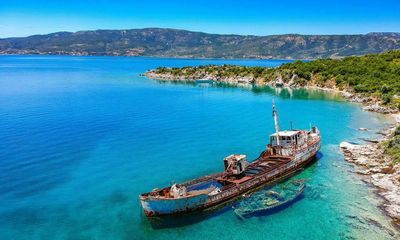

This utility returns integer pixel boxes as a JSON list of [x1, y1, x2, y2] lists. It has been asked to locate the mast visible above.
[[272, 100, 280, 145]]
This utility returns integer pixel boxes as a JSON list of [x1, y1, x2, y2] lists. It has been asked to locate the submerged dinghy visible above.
[[233, 179, 306, 218]]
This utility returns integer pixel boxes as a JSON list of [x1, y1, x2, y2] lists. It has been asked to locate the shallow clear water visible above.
[[0, 55, 398, 239]]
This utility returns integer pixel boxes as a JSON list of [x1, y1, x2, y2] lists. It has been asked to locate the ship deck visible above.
[[214, 154, 293, 190], [141, 152, 296, 199]]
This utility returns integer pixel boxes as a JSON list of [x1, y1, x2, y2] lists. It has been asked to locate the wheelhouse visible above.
[[269, 130, 308, 156]]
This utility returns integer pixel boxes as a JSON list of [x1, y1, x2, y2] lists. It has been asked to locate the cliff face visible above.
[[1, 28, 400, 59]]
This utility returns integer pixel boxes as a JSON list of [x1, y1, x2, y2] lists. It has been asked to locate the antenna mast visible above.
[[272, 100, 280, 145]]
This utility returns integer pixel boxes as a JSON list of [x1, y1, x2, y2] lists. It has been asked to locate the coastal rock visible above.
[[342, 92, 354, 99], [340, 129, 400, 226], [340, 91, 398, 114], [393, 113, 400, 123], [340, 141, 358, 150], [340, 92, 395, 114], [287, 74, 298, 87], [339, 142, 380, 166], [371, 171, 400, 222], [274, 74, 284, 87], [362, 102, 398, 114]]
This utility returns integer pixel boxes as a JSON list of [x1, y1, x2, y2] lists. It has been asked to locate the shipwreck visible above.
[[139, 102, 321, 217]]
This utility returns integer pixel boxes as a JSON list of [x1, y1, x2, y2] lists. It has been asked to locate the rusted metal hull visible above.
[[140, 140, 320, 217]]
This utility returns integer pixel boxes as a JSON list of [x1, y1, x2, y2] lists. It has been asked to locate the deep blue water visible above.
[[0, 55, 398, 239]]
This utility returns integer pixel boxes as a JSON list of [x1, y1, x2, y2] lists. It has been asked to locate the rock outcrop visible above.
[[340, 125, 400, 226], [144, 70, 257, 85]]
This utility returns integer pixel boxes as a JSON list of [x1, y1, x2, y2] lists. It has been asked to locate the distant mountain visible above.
[[1, 28, 399, 59]]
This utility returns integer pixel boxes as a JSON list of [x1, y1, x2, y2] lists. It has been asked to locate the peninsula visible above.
[[145, 50, 400, 114]]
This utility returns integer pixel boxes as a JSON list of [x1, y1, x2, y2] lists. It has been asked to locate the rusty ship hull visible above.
[[140, 139, 320, 217]]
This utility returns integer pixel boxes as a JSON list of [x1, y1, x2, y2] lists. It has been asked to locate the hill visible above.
[[1, 28, 400, 59]]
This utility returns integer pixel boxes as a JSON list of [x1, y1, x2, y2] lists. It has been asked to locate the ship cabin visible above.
[[223, 154, 249, 176], [269, 130, 306, 156]]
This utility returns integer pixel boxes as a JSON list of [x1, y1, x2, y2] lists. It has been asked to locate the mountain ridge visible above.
[[1, 28, 399, 59]]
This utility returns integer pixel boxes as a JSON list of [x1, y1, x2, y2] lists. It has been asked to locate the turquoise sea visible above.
[[0, 55, 398, 240]]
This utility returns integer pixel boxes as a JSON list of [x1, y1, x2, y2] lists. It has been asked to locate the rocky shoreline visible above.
[[144, 70, 399, 114], [340, 116, 400, 228]]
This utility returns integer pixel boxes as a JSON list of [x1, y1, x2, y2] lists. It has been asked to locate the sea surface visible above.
[[0, 55, 398, 240]]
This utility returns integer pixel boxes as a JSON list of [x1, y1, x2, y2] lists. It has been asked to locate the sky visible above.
[[0, 0, 400, 38]]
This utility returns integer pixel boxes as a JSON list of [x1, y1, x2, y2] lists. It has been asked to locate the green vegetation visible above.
[[153, 50, 400, 108], [155, 65, 270, 79], [383, 126, 400, 165], [277, 50, 400, 106]]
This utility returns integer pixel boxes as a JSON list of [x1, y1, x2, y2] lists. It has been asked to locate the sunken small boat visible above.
[[139, 102, 321, 217], [233, 179, 306, 218]]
